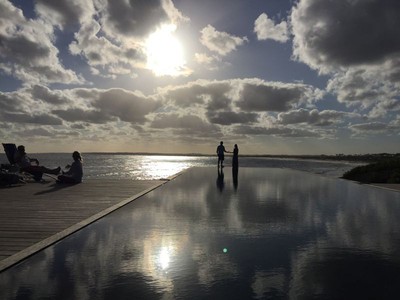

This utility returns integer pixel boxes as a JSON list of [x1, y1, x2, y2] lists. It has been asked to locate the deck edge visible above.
[[0, 180, 168, 272]]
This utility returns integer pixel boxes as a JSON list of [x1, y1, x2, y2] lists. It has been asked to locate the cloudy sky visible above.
[[0, 0, 399, 154]]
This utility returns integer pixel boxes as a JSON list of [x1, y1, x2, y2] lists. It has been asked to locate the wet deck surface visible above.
[[0, 179, 166, 271], [1, 167, 400, 300]]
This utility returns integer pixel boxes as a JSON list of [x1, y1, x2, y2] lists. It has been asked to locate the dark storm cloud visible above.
[[292, 0, 400, 118], [0, 35, 50, 63], [17, 127, 55, 137], [0, 92, 23, 113], [52, 108, 115, 124], [102, 0, 186, 38], [162, 79, 320, 115], [30, 85, 70, 104], [162, 81, 232, 108], [0, 112, 62, 125], [234, 125, 321, 138], [292, 0, 400, 71], [151, 113, 220, 133], [150, 113, 222, 139], [94, 89, 160, 123], [206, 111, 259, 125], [350, 122, 390, 133], [277, 109, 350, 126], [237, 82, 314, 112]]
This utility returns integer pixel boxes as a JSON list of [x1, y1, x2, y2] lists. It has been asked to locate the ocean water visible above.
[[1, 153, 362, 180]]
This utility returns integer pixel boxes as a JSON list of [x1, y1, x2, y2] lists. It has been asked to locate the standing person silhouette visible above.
[[232, 144, 239, 190], [232, 144, 239, 169], [216, 141, 228, 168]]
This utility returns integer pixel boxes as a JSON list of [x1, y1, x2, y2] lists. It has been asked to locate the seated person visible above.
[[57, 151, 83, 184], [14, 145, 61, 180]]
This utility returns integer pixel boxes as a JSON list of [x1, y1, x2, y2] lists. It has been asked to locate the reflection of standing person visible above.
[[232, 167, 238, 190], [216, 168, 224, 192], [216, 141, 227, 168], [232, 144, 239, 190]]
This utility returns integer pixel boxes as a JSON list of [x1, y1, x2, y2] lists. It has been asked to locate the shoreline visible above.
[[368, 183, 400, 192], [2, 152, 396, 163]]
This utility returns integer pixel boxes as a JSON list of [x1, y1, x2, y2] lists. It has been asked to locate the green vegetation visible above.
[[342, 158, 400, 183]]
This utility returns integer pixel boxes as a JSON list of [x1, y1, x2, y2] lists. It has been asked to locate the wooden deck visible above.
[[0, 178, 168, 272]]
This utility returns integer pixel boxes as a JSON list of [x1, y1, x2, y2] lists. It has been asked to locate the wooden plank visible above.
[[0, 178, 168, 271]]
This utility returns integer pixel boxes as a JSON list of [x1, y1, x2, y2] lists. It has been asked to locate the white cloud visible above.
[[69, 20, 145, 78], [66, 0, 189, 78], [200, 25, 248, 56], [34, 0, 95, 29], [326, 65, 400, 117], [254, 13, 289, 43], [0, 77, 393, 147], [194, 53, 221, 70], [0, 0, 82, 85], [291, 0, 400, 117]]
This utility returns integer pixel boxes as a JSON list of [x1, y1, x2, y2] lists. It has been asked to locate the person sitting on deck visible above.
[[57, 151, 83, 184], [14, 145, 61, 179]]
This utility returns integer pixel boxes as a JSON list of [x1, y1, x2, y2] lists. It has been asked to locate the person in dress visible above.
[[57, 151, 83, 184], [232, 144, 239, 190], [232, 144, 239, 169]]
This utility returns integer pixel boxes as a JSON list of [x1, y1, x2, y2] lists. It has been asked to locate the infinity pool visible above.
[[1, 167, 400, 299]]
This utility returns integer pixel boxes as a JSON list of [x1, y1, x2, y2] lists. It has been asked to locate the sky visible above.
[[0, 0, 399, 155]]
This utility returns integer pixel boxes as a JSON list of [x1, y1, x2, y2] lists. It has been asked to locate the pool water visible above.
[[1, 167, 400, 299]]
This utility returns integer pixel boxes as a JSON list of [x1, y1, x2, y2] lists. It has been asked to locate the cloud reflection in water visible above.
[[1, 167, 400, 299]]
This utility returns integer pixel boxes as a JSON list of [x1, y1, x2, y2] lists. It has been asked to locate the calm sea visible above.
[[0, 153, 362, 180]]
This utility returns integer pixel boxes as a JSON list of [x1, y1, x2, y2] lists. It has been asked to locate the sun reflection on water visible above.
[[137, 156, 195, 180], [158, 247, 172, 270]]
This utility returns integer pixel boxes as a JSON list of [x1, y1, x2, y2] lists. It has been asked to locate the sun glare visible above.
[[145, 24, 186, 77]]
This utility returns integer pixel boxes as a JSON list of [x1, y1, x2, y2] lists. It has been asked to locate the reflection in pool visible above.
[[1, 167, 400, 299]]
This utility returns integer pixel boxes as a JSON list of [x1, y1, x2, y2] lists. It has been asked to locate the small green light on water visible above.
[[223, 248, 228, 253]]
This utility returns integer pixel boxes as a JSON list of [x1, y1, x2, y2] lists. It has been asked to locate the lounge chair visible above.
[[2, 143, 43, 182]]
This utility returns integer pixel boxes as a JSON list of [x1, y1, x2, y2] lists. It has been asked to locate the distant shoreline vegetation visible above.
[[342, 158, 400, 184]]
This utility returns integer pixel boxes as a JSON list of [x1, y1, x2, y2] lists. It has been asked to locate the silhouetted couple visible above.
[[216, 141, 239, 169]]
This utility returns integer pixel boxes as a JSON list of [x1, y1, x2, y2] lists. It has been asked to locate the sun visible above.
[[145, 24, 186, 76]]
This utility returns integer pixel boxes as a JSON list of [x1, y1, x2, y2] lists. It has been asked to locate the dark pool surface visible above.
[[1, 167, 400, 300]]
